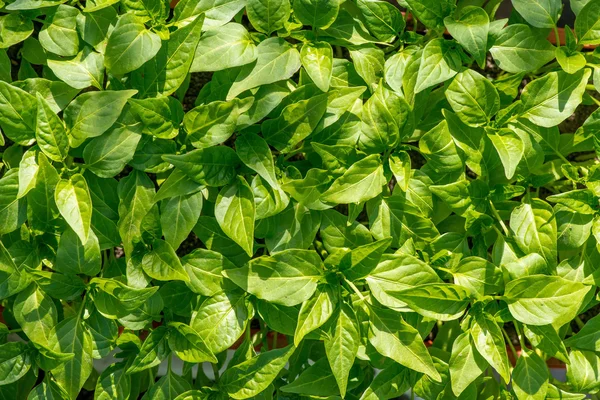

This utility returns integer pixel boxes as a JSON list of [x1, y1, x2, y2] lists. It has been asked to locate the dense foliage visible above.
[[3, 0, 600, 398]]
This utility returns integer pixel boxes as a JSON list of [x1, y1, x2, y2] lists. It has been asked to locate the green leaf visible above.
[[293, 0, 339, 28], [262, 92, 329, 153], [94, 363, 131, 400], [556, 47, 587, 74], [220, 345, 296, 399], [489, 24, 555, 73], [168, 322, 217, 364], [236, 133, 278, 188], [47, 48, 104, 90], [0, 14, 33, 48], [227, 37, 301, 100], [35, 93, 69, 162], [575, 0, 600, 45], [520, 69, 590, 128], [280, 357, 339, 396], [512, 350, 549, 400], [225, 249, 322, 306], [324, 302, 359, 397], [470, 312, 510, 383], [0, 342, 32, 385], [104, 12, 161, 76], [83, 126, 141, 178], [415, 38, 462, 93], [55, 174, 93, 244], [356, 0, 405, 42], [405, 0, 453, 28], [566, 350, 600, 393], [0, 80, 37, 144], [247, 0, 290, 34], [117, 170, 155, 255], [504, 275, 591, 326], [64, 89, 137, 147], [14, 284, 58, 346], [449, 331, 488, 396], [301, 41, 333, 93], [215, 176, 255, 257], [359, 363, 410, 400], [512, 0, 560, 28], [487, 128, 524, 180], [445, 69, 500, 127], [131, 15, 204, 97], [321, 154, 386, 204], [127, 326, 170, 374], [564, 314, 600, 351], [368, 306, 441, 381], [509, 199, 557, 268], [163, 146, 239, 187], [174, 0, 245, 28], [39, 5, 80, 57], [190, 290, 249, 354], [444, 6, 489, 67], [160, 191, 203, 250], [191, 23, 258, 72], [388, 283, 471, 321], [48, 317, 94, 400], [294, 284, 337, 345], [142, 239, 190, 282]]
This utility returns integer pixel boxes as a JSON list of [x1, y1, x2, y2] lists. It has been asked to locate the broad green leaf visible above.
[[64, 89, 137, 147], [160, 191, 203, 250], [236, 133, 278, 188], [300, 41, 333, 92], [280, 357, 339, 396], [445, 69, 500, 127], [224, 249, 322, 306], [126, 326, 170, 374], [227, 38, 301, 100], [415, 38, 462, 93], [405, 0, 453, 28], [487, 129, 524, 180], [525, 324, 569, 363], [190, 290, 249, 354], [14, 284, 57, 346], [131, 15, 204, 97], [489, 24, 555, 73], [117, 170, 155, 255], [566, 350, 600, 393], [39, 5, 80, 57], [504, 275, 591, 326], [182, 248, 234, 296], [389, 283, 470, 321], [0, 80, 36, 144], [55, 227, 102, 276], [509, 199, 557, 268], [556, 47, 587, 74], [55, 174, 93, 243], [470, 312, 510, 383], [215, 176, 255, 257], [321, 154, 386, 204], [0, 14, 34, 48], [356, 0, 404, 42], [520, 69, 590, 128], [512, 0, 560, 28], [191, 23, 257, 72], [83, 126, 141, 178], [143, 371, 191, 400], [444, 6, 489, 67], [77, 6, 116, 51], [220, 345, 296, 399], [48, 317, 94, 400], [575, 0, 600, 45], [293, 0, 339, 28], [167, 322, 217, 363], [262, 92, 329, 153], [174, 0, 246, 28], [294, 284, 337, 345], [512, 350, 549, 400], [324, 303, 359, 397], [247, 0, 290, 34], [104, 12, 161, 75], [184, 97, 252, 148], [359, 363, 410, 400], [0, 342, 32, 386], [449, 331, 487, 396], [35, 93, 69, 162], [564, 314, 600, 351], [94, 363, 131, 400], [142, 239, 190, 282], [368, 306, 441, 381], [163, 146, 239, 187]]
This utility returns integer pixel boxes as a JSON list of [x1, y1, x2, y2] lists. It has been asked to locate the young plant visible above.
[[0, 0, 599, 398]]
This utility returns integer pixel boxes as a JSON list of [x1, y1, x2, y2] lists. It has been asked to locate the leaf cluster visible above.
[[1, 0, 600, 399]]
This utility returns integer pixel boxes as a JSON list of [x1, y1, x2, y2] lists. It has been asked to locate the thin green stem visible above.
[[344, 278, 366, 302], [553, 25, 561, 47], [489, 201, 509, 236], [211, 362, 220, 382], [514, 321, 526, 349], [501, 326, 518, 366], [167, 354, 173, 374], [575, 316, 585, 330]]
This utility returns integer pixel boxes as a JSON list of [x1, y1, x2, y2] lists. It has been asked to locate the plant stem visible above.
[[489, 201, 509, 235], [501, 326, 518, 365], [344, 278, 366, 302], [211, 362, 220, 382], [514, 321, 526, 349]]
